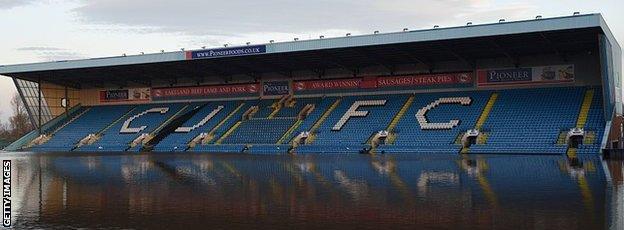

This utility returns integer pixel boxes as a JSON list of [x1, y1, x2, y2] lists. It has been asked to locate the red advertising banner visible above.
[[377, 73, 472, 87], [152, 83, 259, 100], [293, 78, 362, 91], [361, 77, 378, 88], [293, 72, 472, 92]]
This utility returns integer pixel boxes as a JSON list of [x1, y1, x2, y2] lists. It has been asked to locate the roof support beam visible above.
[[205, 61, 258, 82], [312, 68, 326, 78], [131, 68, 154, 87], [489, 38, 519, 66], [202, 62, 234, 83], [168, 77, 178, 86], [41, 75, 82, 89], [119, 67, 153, 87], [128, 79, 152, 87], [539, 32, 567, 62], [437, 42, 475, 69], [185, 69, 205, 85], [392, 47, 432, 70], [91, 81, 104, 88], [351, 49, 395, 74], [187, 64, 207, 85], [222, 60, 261, 78], [212, 60, 260, 79], [105, 73, 128, 88], [320, 51, 359, 75], [283, 56, 325, 74], [253, 59, 294, 78], [110, 81, 128, 88]]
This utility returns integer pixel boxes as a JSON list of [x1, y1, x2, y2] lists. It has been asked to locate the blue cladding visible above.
[[191, 144, 246, 153], [296, 144, 369, 154], [247, 144, 291, 154]]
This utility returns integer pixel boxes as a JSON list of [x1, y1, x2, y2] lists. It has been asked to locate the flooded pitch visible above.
[[2, 152, 623, 229]]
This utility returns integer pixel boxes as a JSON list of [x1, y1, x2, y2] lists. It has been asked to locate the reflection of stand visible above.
[[369, 156, 413, 205], [458, 156, 498, 209], [557, 155, 596, 223]]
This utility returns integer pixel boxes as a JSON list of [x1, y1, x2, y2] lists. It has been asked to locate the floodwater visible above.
[[2, 151, 623, 229]]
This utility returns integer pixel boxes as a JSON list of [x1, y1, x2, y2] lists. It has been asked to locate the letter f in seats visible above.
[[332, 100, 387, 131]]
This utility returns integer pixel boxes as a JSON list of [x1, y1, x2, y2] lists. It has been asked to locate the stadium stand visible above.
[[25, 86, 606, 155], [3, 14, 619, 157]]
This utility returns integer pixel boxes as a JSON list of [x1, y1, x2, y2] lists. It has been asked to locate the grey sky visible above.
[[74, 0, 534, 35], [0, 0, 622, 122], [0, 0, 35, 9]]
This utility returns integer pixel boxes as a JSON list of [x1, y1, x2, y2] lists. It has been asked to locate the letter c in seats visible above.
[[120, 107, 169, 133], [416, 97, 471, 130]]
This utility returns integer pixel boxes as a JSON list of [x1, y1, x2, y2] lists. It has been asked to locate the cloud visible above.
[[16, 46, 64, 51], [16, 46, 85, 61], [0, 0, 35, 9], [37, 51, 85, 61], [73, 0, 535, 36]]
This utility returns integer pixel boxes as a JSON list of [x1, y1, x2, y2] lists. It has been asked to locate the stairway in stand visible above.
[[461, 92, 498, 154], [566, 89, 594, 158]]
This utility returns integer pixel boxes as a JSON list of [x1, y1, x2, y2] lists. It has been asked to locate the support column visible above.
[[64, 85, 69, 114], [38, 78, 42, 133]]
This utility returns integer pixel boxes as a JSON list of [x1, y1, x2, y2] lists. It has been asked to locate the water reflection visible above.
[[4, 152, 623, 229]]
